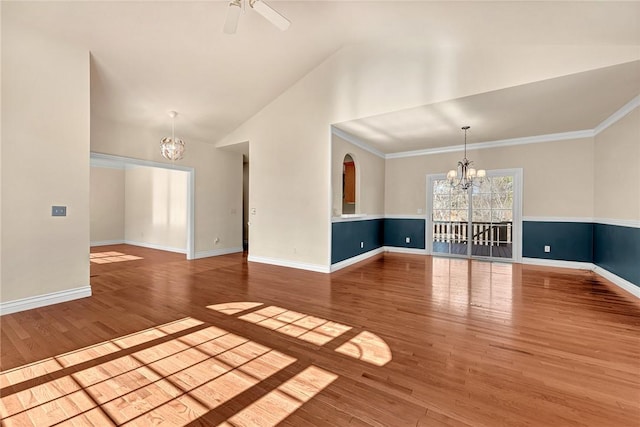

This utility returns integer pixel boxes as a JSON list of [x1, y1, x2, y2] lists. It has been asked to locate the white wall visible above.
[[218, 44, 635, 268], [90, 166, 125, 244], [0, 2, 3, 291], [1, 14, 90, 302], [91, 118, 242, 256], [385, 137, 595, 218], [332, 133, 385, 216], [594, 107, 640, 221], [124, 166, 188, 252]]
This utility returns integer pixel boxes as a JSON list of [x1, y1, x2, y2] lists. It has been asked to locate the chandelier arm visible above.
[[449, 126, 482, 191]]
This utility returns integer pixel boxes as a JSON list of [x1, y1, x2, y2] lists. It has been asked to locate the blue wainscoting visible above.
[[383, 218, 426, 249], [522, 221, 593, 262], [331, 218, 425, 264], [333, 218, 638, 288], [331, 219, 384, 264], [594, 223, 640, 286]]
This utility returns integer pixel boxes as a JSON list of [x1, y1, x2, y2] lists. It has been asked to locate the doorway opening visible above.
[[427, 169, 522, 261], [90, 153, 195, 260], [243, 156, 249, 251]]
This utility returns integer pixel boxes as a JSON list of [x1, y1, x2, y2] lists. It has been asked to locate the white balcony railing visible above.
[[433, 221, 512, 246]]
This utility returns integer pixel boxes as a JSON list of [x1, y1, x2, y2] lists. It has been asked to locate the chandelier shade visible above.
[[160, 111, 185, 161], [447, 126, 485, 190]]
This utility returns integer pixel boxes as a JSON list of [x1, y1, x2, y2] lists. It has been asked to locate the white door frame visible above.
[[90, 152, 196, 260], [426, 168, 522, 262]]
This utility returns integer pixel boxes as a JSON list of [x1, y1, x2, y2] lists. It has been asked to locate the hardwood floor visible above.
[[1, 244, 639, 426], [432, 242, 513, 258]]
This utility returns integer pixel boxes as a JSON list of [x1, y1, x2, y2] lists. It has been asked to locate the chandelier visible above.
[[160, 111, 185, 161], [447, 126, 485, 190]]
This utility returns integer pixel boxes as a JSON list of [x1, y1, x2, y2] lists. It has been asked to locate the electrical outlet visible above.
[[417, 208, 423, 214], [52, 206, 66, 216], [360, 241, 364, 249], [214, 237, 220, 244], [405, 237, 411, 243], [544, 245, 551, 253]]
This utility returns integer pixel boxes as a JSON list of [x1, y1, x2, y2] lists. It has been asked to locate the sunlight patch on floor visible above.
[[209, 302, 392, 367], [90, 252, 143, 264], [0, 317, 297, 426], [335, 331, 392, 367], [237, 306, 352, 346], [219, 366, 338, 427]]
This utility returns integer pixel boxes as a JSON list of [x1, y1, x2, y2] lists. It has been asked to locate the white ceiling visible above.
[[334, 61, 640, 154], [4, 1, 640, 151]]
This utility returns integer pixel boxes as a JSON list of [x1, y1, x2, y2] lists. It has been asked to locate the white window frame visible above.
[[425, 168, 522, 262]]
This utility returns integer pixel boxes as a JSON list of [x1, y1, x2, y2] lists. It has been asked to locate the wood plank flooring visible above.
[[432, 242, 513, 258], [1, 244, 639, 426]]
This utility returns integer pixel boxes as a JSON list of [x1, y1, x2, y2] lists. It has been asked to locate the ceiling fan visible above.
[[223, 0, 291, 34]]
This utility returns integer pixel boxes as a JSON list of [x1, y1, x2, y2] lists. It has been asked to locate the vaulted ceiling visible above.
[[4, 1, 639, 152]]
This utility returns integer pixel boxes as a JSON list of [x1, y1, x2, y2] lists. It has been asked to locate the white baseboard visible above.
[[248, 255, 330, 273], [124, 240, 186, 254], [521, 258, 639, 299], [330, 248, 385, 272], [90, 240, 125, 247], [384, 246, 427, 255], [0, 285, 92, 316], [194, 247, 243, 259], [593, 266, 640, 299], [521, 257, 594, 271]]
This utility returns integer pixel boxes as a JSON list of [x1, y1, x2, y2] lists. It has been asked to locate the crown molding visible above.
[[331, 127, 386, 159], [386, 129, 594, 159], [594, 95, 640, 136]]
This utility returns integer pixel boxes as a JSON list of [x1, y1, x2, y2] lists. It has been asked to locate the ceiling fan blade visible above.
[[223, 0, 242, 34], [250, 0, 290, 31]]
